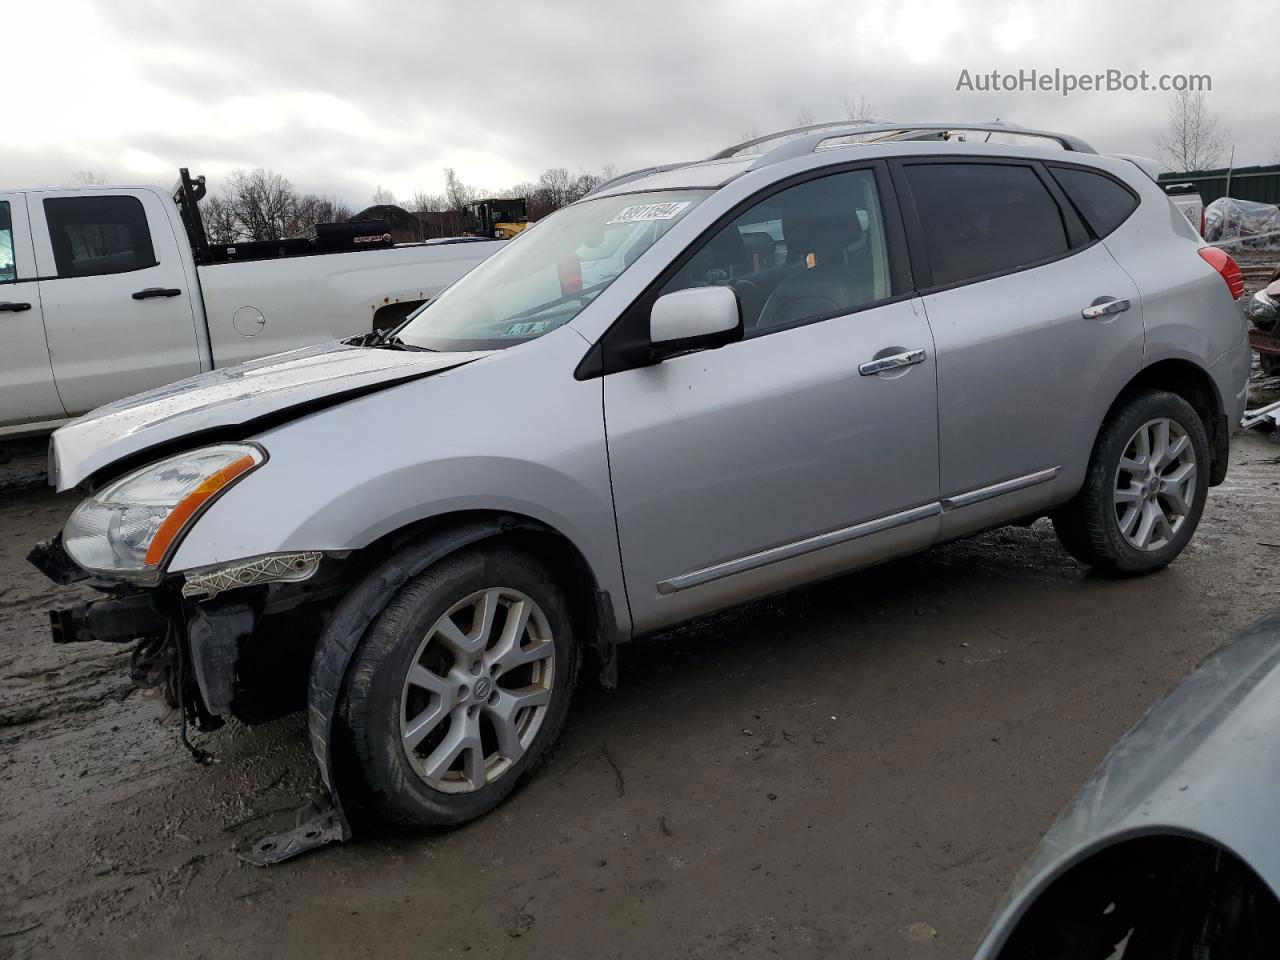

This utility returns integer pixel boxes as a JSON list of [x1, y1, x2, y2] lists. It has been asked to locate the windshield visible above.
[[396, 190, 709, 350]]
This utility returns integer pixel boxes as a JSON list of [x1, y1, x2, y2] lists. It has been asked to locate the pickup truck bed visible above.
[[0, 170, 501, 436]]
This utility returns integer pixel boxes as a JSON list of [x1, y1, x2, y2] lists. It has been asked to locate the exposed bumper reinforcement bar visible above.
[[49, 594, 167, 645]]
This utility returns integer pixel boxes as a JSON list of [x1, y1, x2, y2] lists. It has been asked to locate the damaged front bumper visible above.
[[30, 537, 353, 864]]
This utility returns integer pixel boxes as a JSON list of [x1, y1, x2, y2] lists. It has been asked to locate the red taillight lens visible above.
[[1199, 246, 1244, 300]]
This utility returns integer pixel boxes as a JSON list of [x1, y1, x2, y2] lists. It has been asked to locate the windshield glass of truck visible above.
[[397, 190, 709, 350]]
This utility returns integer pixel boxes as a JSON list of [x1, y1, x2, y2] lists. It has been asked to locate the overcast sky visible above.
[[7, 0, 1276, 205]]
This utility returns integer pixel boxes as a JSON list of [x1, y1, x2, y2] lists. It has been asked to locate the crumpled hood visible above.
[[49, 341, 491, 490]]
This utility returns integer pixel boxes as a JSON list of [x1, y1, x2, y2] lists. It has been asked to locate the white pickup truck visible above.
[[0, 170, 502, 436]]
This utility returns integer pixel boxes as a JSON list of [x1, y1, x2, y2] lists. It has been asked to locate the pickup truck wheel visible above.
[[1052, 389, 1209, 576], [341, 545, 578, 827]]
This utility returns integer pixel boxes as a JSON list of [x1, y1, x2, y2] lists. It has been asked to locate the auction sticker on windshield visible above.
[[607, 201, 691, 224]]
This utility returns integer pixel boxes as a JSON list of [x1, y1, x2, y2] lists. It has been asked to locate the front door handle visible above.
[[1082, 297, 1130, 319], [0, 301, 32, 313], [859, 348, 926, 377], [132, 287, 182, 300]]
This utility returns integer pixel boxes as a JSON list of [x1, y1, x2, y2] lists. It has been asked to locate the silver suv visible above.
[[32, 123, 1250, 861]]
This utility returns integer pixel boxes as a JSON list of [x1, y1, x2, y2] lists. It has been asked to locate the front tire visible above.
[[1053, 389, 1209, 575], [341, 544, 579, 827]]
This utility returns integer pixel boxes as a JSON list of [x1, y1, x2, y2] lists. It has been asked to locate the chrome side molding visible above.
[[940, 466, 1061, 510], [656, 502, 941, 594], [655, 467, 1061, 595]]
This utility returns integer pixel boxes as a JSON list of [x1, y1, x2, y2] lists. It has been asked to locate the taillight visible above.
[[1199, 246, 1244, 300]]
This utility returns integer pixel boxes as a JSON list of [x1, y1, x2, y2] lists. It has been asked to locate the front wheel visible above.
[[1053, 389, 1209, 575], [341, 545, 579, 827]]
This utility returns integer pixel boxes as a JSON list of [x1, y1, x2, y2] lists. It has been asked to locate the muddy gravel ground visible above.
[[0, 424, 1277, 959], [4, 362, 1280, 958]]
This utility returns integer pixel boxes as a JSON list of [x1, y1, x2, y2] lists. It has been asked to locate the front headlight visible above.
[[1249, 289, 1278, 324], [63, 443, 264, 582]]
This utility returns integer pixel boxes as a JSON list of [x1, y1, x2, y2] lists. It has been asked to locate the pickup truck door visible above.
[[28, 189, 202, 415], [0, 192, 65, 426]]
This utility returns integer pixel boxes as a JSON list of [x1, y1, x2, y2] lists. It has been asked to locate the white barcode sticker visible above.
[[606, 201, 691, 225]]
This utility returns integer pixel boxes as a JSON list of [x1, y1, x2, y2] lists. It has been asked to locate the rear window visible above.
[[43, 195, 156, 278], [1050, 166, 1138, 238], [904, 163, 1069, 287]]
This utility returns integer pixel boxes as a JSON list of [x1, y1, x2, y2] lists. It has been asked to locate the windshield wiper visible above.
[[345, 330, 437, 351], [377, 334, 436, 351]]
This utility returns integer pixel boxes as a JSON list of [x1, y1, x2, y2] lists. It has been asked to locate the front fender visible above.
[[167, 332, 628, 638]]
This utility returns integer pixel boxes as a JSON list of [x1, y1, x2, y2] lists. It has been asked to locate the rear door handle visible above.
[[859, 348, 926, 377], [0, 301, 32, 313], [132, 287, 182, 300], [1081, 297, 1130, 319]]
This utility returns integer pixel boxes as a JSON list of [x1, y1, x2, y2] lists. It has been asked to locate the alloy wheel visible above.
[[1113, 417, 1197, 552], [398, 587, 555, 793]]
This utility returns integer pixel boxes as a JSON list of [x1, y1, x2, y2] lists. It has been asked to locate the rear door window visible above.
[[43, 195, 156, 278], [903, 163, 1069, 287], [1049, 166, 1139, 238], [0, 202, 15, 283]]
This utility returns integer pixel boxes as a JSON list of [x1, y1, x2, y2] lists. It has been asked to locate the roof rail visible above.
[[584, 161, 699, 198], [712, 121, 1096, 168]]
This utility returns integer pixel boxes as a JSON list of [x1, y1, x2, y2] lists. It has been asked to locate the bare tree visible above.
[[371, 185, 396, 206], [71, 169, 107, 185], [200, 169, 344, 243], [794, 104, 815, 128], [1156, 90, 1226, 173], [536, 168, 578, 209], [298, 194, 352, 226], [202, 194, 239, 245], [409, 189, 448, 213], [443, 168, 477, 212], [524, 167, 600, 219], [844, 95, 877, 123]]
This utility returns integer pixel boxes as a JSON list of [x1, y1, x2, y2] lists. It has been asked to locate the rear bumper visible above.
[[1212, 337, 1251, 428]]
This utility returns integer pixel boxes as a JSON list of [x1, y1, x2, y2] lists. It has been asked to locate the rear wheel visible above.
[[1053, 389, 1209, 575], [342, 545, 578, 827]]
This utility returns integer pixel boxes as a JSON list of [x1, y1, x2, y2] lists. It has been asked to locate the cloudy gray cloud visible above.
[[6, 0, 1275, 205]]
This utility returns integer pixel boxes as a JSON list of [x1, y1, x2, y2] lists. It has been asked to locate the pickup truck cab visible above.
[[0, 171, 501, 435]]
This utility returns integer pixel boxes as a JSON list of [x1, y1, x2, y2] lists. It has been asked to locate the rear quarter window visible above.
[[1049, 166, 1138, 238]]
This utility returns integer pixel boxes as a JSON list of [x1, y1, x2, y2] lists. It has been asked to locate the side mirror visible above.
[[649, 286, 742, 357]]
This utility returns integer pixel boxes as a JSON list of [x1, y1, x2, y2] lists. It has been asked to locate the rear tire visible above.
[[1052, 389, 1209, 575], [341, 544, 579, 827]]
